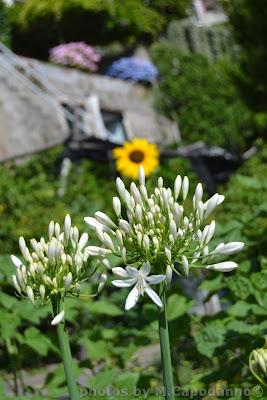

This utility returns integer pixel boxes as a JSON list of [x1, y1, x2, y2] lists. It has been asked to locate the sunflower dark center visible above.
[[129, 150, 145, 163]]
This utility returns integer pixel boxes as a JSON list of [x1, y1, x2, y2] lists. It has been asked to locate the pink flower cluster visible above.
[[49, 42, 101, 72]]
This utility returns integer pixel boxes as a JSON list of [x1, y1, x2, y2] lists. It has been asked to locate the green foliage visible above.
[[2, 143, 267, 396], [151, 40, 258, 151], [149, 0, 189, 21], [222, 0, 267, 113], [10, 0, 165, 59], [0, 0, 10, 46], [0, 146, 196, 254]]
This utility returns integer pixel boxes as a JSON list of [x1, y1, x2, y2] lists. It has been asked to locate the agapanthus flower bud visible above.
[[113, 197, 121, 217], [182, 176, 189, 201], [166, 265, 173, 286], [26, 286, 35, 304], [206, 261, 238, 272], [212, 242, 244, 255], [64, 272, 73, 289], [174, 175, 182, 200], [12, 275, 21, 294], [11, 255, 22, 268], [116, 177, 126, 200], [182, 255, 189, 277], [138, 166, 145, 186], [51, 310, 65, 326], [64, 214, 71, 240], [97, 273, 107, 293], [95, 211, 117, 229], [119, 219, 131, 234], [78, 233, 89, 250]]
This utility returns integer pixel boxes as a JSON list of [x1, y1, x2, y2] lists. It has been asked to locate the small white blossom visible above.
[[112, 263, 165, 310]]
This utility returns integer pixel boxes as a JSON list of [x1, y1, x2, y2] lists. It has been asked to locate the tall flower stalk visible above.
[[11, 215, 102, 400], [85, 167, 244, 398]]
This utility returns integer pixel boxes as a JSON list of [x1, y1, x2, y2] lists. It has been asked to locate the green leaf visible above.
[[226, 320, 259, 335], [251, 271, 267, 290], [200, 275, 224, 292], [0, 309, 20, 340], [167, 294, 193, 321], [101, 328, 117, 340], [227, 276, 254, 300], [88, 369, 118, 389], [194, 321, 226, 358], [114, 371, 139, 392], [85, 301, 123, 317], [20, 327, 57, 356], [235, 175, 267, 189], [83, 338, 111, 360]]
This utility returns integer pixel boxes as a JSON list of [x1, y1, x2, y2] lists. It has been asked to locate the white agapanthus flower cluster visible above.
[[84, 167, 244, 310], [11, 215, 90, 314], [250, 347, 267, 384]]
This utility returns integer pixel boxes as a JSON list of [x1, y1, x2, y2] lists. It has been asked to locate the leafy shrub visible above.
[[222, 0, 267, 113], [0, 0, 10, 46], [151, 40, 258, 152], [189, 145, 267, 389], [0, 146, 198, 398], [167, 18, 235, 61], [1, 145, 267, 395], [49, 42, 101, 71], [10, 0, 164, 59], [0, 146, 195, 255], [105, 57, 158, 83]]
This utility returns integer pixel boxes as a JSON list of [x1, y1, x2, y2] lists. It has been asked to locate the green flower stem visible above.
[[52, 298, 80, 400], [158, 287, 175, 400]]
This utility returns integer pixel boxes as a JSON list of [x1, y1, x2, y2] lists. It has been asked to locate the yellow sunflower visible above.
[[113, 138, 159, 180]]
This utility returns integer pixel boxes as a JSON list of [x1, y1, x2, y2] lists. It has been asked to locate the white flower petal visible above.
[[140, 262, 151, 277], [51, 310, 65, 326], [125, 266, 139, 277], [112, 267, 128, 278], [112, 278, 137, 288], [145, 286, 163, 308], [125, 286, 139, 310], [146, 274, 166, 284]]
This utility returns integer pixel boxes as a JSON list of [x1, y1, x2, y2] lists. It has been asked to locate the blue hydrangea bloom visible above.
[[105, 57, 158, 83]]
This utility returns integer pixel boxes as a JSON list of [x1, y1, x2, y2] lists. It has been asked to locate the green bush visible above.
[[10, 0, 164, 59], [188, 145, 267, 389], [1, 145, 267, 396], [151, 40, 258, 152], [0, 0, 10, 46], [0, 146, 196, 254], [222, 0, 267, 113]]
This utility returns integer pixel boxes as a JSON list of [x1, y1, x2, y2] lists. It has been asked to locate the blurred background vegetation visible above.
[[1, 0, 267, 398]]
